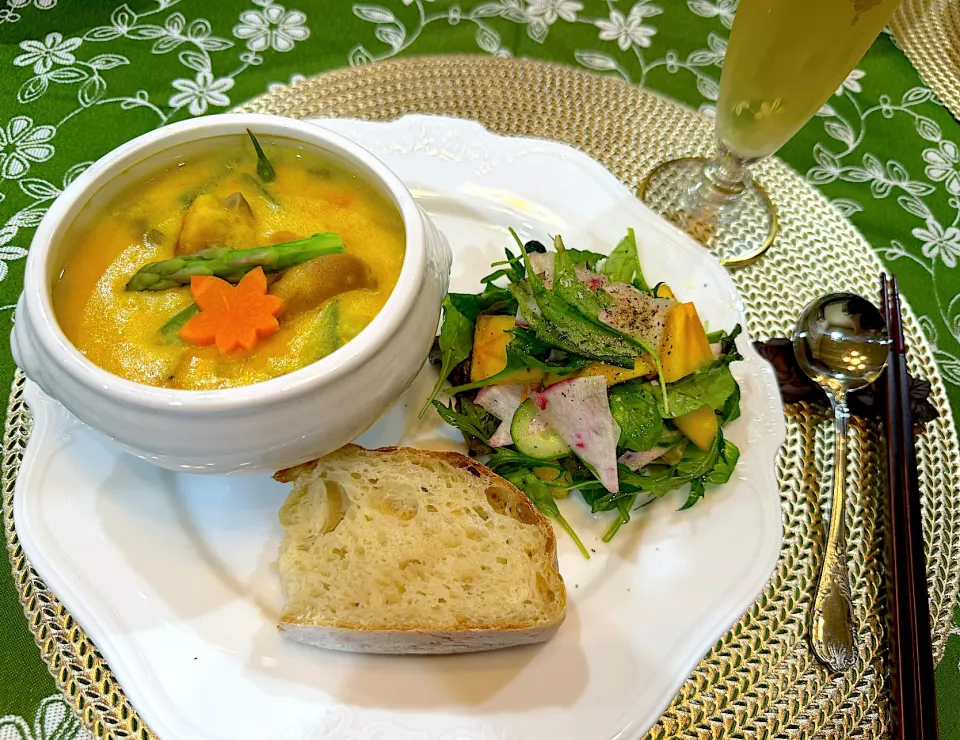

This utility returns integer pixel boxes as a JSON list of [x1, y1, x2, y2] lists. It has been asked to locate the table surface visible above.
[[0, 1, 958, 737]]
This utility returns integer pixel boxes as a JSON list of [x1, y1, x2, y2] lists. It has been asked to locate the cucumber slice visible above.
[[511, 399, 571, 460]]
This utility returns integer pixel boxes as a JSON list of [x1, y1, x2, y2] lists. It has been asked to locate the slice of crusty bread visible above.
[[273, 444, 566, 654]]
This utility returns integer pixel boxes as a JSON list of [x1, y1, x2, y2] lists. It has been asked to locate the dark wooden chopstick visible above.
[[880, 274, 939, 740]]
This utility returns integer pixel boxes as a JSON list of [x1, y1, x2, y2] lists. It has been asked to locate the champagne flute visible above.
[[640, 0, 902, 267]]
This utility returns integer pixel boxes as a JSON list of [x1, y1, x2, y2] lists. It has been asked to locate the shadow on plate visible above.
[[244, 603, 591, 712]]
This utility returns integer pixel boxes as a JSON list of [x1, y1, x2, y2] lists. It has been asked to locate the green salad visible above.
[[422, 228, 743, 556]]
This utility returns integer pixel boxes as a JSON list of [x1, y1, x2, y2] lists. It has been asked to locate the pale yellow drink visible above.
[[716, 0, 901, 159]]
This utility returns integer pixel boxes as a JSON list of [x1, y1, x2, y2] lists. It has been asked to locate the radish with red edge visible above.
[[527, 376, 621, 493]]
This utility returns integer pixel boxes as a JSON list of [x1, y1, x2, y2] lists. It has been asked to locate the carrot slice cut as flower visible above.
[[179, 267, 284, 354]]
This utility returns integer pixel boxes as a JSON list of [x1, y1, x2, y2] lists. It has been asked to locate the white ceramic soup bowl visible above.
[[11, 113, 451, 474]]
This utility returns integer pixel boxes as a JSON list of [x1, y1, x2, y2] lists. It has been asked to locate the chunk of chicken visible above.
[[176, 192, 256, 255], [269, 253, 376, 318]]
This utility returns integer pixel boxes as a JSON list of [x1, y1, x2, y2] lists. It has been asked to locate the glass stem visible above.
[[682, 144, 757, 224], [702, 146, 752, 201]]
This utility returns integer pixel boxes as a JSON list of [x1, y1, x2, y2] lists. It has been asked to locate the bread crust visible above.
[[279, 620, 562, 655], [274, 444, 566, 654]]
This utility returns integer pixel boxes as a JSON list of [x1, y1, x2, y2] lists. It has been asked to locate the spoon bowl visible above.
[[794, 293, 890, 396]]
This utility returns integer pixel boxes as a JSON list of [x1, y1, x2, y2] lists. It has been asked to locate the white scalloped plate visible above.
[[14, 115, 785, 740]]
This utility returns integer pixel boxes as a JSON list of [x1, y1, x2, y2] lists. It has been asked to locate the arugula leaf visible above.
[[609, 382, 662, 451], [445, 352, 529, 394], [446, 289, 514, 320], [650, 361, 738, 418], [719, 324, 744, 362], [419, 296, 476, 416], [615, 465, 685, 498], [677, 432, 723, 510], [559, 455, 596, 494], [510, 230, 638, 368], [445, 285, 519, 321], [506, 327, 592, 374], [246, 129, 276, 183], [705, 329, 726, 344], [552, 235, 612, 319], [511, 277, 636, 370], [480, 246, 527, 285], [567, 248, 606, 269], [431, 398, 498, 443], [602, 228, 641, 285], [479, 284, 518, 316], [675, 433, 722, 479], [506, 470, 590, 558], [658, 423, 685, 446], [706, 439, 740, 484], [512, 277, 636, 367], [680, 478, 707, 511], [721, 383, 741, 425], [486, 448, 565, 473], [602, 493, 638, 543]]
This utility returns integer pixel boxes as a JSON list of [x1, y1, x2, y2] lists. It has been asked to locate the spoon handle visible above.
[[811, 394, 858, 671]]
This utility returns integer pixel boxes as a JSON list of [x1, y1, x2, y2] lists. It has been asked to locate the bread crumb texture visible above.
[[276, 445, 565, 632]]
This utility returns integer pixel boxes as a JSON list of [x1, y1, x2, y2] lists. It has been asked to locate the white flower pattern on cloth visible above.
[[524, 0, 582, 25], [0, 117, 56, 180], [0, 224, 28, 282], [0, 695, 94, 740], [267, 72, 307, 92], [687, 0, 736, 29], [8, 0, 57, 8], [835, 68, 865, 96], [169, 71, 235, 115], [13, 32, 82, 74], [595, 2, 662, 50], [912, 218, 960, 269], [233, 0, 310, 53], [0, 0, 56, 23], [922, 139, 960, 196]]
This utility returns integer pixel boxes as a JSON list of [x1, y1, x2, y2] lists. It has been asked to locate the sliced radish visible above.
[[489, 420, 514, 447], [475, 385, 525, 447], [598, 283, 674, 350], [574, 265, 609, 292], [619, 446, 668, 471], [475, 384, 524, 421], [515, 307, 529, 328], [527, 376, 620, 493], [529, 251, 555, 289]]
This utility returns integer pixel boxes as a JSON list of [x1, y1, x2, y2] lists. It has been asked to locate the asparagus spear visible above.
[[158, 303, 199, 343], [126, 232, 344, 292]]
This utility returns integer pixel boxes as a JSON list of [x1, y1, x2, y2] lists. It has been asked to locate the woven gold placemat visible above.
[[5, 55, 960, 739], [890, 0, 960, 122]]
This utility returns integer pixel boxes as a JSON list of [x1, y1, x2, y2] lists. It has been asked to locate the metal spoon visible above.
[[793, 293, 890, 672]]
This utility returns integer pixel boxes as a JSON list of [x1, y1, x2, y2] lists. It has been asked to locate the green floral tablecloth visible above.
[[0, 1, 959, 738]]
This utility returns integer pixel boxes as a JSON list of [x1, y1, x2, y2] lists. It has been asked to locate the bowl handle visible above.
[[11, 294, 56, 401]]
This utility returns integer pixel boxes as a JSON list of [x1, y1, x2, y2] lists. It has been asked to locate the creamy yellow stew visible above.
[[53, 135, 405, 390]]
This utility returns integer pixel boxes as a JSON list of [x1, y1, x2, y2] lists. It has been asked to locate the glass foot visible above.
[[638, 156, 779, 268]]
